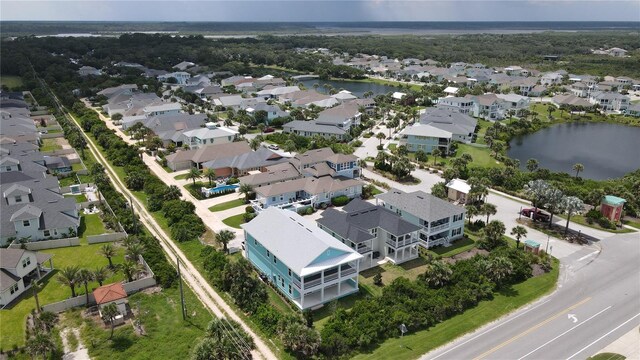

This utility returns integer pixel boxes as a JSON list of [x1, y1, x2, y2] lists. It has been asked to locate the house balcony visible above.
[[356, 245, 372, 254], [385, 236, 419, 249], [428, 223, 450, 233], [250, 196, 316, 212], [294, 280, 358, 310]]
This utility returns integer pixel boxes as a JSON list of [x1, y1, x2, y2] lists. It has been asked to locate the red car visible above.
[[520, 208, 551, 222], [264, 127, 275, 133]]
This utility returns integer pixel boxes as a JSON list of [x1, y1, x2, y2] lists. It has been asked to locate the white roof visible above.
[[444, 86, 459, 94], [392, 92, 407, 100], [256, 86, 300, 97], [496, 93, 529, 103], [242, 208, 362, 276], [400, 123, 453, 138], [446, 178, 471, 194], [144, 102, 181, 113], [183, 126, 237, 139]]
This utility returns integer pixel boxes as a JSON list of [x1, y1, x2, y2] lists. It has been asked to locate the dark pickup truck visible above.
[[520, 208, 551, 222]]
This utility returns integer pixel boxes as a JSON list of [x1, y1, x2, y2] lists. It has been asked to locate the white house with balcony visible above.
[[1, 248, 54, 307], [317, 199, 422, 269], [376, 188, 466, 248], [242, 208, 362, 310], [180, 123, 238, 149]]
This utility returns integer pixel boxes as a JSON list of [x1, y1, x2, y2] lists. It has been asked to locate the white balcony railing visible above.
[[429, 223, 450, 233]]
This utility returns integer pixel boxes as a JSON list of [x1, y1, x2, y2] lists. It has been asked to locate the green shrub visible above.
[[245, 206, 255, 213], [331, 195, 351, 207], [226, 177, 239, 185], [305, 207, 314, 215]]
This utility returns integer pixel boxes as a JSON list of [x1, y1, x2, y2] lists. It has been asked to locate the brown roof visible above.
[[93, 282, 127, 305]]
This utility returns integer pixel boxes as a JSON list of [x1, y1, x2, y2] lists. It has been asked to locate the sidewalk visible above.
[[594, 326, 640, 360]]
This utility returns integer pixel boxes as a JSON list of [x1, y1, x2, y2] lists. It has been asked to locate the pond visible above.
[[507, 122, 640, 180], [298, 78, 402, 98]]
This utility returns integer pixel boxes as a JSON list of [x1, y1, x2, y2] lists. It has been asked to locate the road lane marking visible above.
[[427, 298, 553, 360], [578, 250, 599, 262], [566, 312, 640, 360], [568, 314, 578, 323], [472, 297, 591, 360], [517, 306, 612, 360]]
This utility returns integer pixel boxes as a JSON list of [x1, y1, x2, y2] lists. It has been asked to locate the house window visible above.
[[43, 230, 51, 237], [280, 278, 284, 287], [22, 220, 30, 227], [288, 268, 291, 276], [288, 284, 292, 294], [15, 195, 22, 203], [254, 238, 257, 245], [10, 284, 19, 294], [266, 250, 270, 257], [273, 256, 277, 264]]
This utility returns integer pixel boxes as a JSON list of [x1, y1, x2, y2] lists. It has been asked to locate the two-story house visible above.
[[589, 92, 630, 112], [1, 248, 53, 307], [317, 199, 421, 269], [242, 208, 362, 310], [181, 123, 238, 150], [376, 189, 466, 248]]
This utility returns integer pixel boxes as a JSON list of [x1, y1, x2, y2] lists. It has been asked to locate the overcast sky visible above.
[[2, 1, 639, 22]]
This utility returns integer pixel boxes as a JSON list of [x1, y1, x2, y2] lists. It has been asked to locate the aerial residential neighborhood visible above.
[[1, 3, 639, 360]]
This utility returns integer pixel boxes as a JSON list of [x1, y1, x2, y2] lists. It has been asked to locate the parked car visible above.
[[268, 144, 279, 150], [264, 127, 275, 133], [520, 208, 551, 222]]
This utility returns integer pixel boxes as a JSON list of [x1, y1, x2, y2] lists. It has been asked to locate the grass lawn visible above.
[[588, 353, 626, 360], [559, 214, 635, 234], [71, 162, 85, 172], [428, 236, 476, 258], [0, 244, 125, 349], [222, 213, 246, 229], [58, 176, 79, 187], [622, 219, 640, 230], [208, 198, 245, 212], [65, 286, 213, 360], [78, 213, 110, 243], [64, 193, 88, 203], [173, 173, 188, 180], [474, 119, 493, 145], [454, 144, 502, 168], [352, 258, 560, 360], [40, 138, 62, 152], [0, 75, 23, 89]]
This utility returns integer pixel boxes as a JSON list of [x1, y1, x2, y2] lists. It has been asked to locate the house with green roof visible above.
[[600, 195, 626, 222]]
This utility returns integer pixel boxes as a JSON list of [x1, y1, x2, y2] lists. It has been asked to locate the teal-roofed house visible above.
[[242, 207, 362, 310], [600, 195, 626, 222]]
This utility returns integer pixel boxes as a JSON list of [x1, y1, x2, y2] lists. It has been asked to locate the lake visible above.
[[298, 79, 401, 98], [507, 122, 640, 180]]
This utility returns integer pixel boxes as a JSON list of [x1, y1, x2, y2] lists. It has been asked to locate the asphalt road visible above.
[[422, 232, 640, 360]]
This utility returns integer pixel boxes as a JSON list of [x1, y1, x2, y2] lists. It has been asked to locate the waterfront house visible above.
[[376, 188, 466, 248], [317, 199, 421, 269], [242, 208, 362, 310]]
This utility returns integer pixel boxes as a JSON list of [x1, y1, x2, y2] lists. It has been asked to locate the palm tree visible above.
[[100, 243, 116, 269], [257, 123, 266, 134], [120, 260, 142, 283], [238, 183, 253, 203], [561, 196, 585, 236], [26, 333, 56, 359], [186, 167, 202, 186], [432, 148, 442, 166], [57, 266, 80, 298], [572, 163, 584, 178], [419, 260, 452, 288], [376, 132, 386, 146], [481, 203, 497, 223], [202, 168, 216, 187], [125, 242, 145, 261], [78, 269, 93, 306], [93, 266, 110, 287], [102, 302, 120, 339], [31, 279, 42, 313], [466, 204, 479, 223], [526, 158, 539, 172], [249, 137, 261, 151], [216, 230, 236, 253], [510, 226, 528, 248]]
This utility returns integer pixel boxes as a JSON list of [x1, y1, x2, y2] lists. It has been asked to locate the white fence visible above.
[[87, 232, 127, 244], [42, 255, 156, 313], [9, 237, 80, 250]]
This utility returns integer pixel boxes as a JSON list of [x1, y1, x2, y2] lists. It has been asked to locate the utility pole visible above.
[[177, 256, 186, 320]]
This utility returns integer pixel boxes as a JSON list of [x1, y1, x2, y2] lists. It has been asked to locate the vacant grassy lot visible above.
[[0, 244, 125, 349], [208, 198, 245, 212], [352, 259, 559, 360], [63, 286, 212, 360], [0, 75, 23, 89], [40, 138, 63, 152]]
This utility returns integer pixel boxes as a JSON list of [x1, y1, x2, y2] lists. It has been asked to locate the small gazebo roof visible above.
[[93, 282, 127, 305], [602, 195, 626, 206], [524, 239, 541, 248]]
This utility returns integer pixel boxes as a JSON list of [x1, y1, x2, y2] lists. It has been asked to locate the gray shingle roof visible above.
[[376, 188, 465, 222], [284, 120, 347, 136]]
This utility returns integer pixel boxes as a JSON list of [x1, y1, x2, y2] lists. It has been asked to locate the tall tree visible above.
[[31, 279, 42, 313], [466, 204, 479, 223], [202, 168, 216, 187], [119, 260, 142, 282], [249, 137, 261, 151], [524, 180, 550, 212], [186, 167, 203, 186], [56, 266, 80, 298], [216, 230, 236, 253], [481, 220, 507, 250], [544, 188, 565, 226], [102, 303, 120, 339], [561, 196, 585, 236], [526, 158, 539, 172], [100, 243, 116, 269], [238, 183, 253, 203], [431, 148, 442, 165], [510, 226, 528, 248], [572, 163, 584, 178], [93, 266, 110, 287], [78, 269, 93, 306], [419, 260, 452, 288], [376, 132, 386, 146], [480, 202, 498, 223]]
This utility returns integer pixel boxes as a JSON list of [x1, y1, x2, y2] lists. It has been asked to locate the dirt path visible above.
[[60, 328, 90, 360]]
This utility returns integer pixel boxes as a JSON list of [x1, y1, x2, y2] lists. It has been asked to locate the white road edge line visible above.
[[566, 312, 640, 360], [578, 251, 600, 262], [426, 298, 553, 360], [517, 306, 612, 360]]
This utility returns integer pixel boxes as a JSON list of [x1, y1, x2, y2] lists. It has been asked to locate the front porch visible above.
[[294, 279, 359, 310]]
